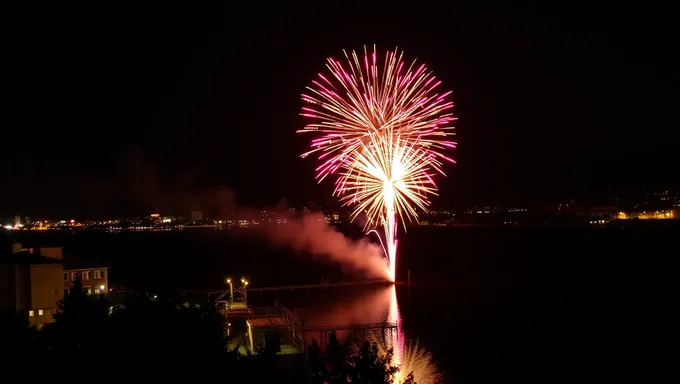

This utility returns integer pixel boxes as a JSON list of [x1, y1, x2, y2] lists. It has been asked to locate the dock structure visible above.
[[247, 279, 396, 293], [244, 305, 399, 355], [305, 322, 399, 350], [182, 279, 401, 297], [247, 306, 305, 354]]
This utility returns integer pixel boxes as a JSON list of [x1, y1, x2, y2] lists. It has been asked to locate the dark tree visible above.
[[401, 372, 417, 384], [46, 277, 110, 357], [307, 340, 327, 383], [348, 341, 400, 384], [106, 294, 229, 368], [306, 332, 413, 384], [0, 312, 37, 363], [326, 331, 352, 382]]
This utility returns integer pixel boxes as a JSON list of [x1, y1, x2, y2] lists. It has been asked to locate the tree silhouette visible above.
[[0, 312, 37, 364], [6, 289, 426, 382], [348, 341, 400, 384], [401, 372, 417, 384], [106, 294, 229, 367], [307, 340, 327, 383], [46, 277, 109, 356], [306, 332, 414, 384]]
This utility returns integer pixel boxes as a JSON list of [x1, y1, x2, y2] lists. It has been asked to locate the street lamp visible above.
[[226, 278, 233, 302], [241, 277, 249, 304]]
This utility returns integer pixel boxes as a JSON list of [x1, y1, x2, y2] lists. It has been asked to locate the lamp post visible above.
[[241, 278, 249, 305], [226, 278, 233, 302]]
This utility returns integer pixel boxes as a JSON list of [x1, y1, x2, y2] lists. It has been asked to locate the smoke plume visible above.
[[262, 213, 391, 280], [79, 149, 389, 278]]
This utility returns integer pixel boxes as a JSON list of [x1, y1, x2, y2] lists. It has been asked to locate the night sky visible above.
[[3, 2, 677, 218]]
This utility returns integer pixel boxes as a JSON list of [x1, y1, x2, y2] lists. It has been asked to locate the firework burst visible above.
[[299, 45, 456, 281], [299, 45, 456, 183], [336, 131, 443, 230], [371, 336, 443, 384]]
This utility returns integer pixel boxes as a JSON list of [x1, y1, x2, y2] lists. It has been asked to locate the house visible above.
[[64, 263, 110, 295], [1, 243, 112, 328], [0, 244, 65, 328]]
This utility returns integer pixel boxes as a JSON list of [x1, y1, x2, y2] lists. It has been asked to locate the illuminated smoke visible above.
[[263, 212, 390, 279]]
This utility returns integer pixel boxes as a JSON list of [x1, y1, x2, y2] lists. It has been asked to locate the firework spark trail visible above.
[[300, 47, 454, 382], [299, 45, 456, 184], [336, 133, 442, 279], [299, 45, 456, 282]]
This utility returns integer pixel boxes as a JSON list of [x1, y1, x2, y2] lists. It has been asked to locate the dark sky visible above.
[[2, 2, 678, 218]]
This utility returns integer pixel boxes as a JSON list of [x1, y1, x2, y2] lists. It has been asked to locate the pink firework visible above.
[[299, 45, 456, 281]]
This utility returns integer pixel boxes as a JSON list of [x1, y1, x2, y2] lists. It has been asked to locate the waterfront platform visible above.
[[244, 305, 398, 355], [246, 306, 305, 354], [182, 279, 405, 296]]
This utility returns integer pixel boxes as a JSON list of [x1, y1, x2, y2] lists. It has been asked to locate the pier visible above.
[[247, 279, 399, 293], [242, 305, 398, 355], [181, 279, 404, 296], [181, 278, 407, 355]]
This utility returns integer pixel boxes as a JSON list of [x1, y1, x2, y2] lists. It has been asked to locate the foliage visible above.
[[307, 331, 415, 384], [6, 291, 416, 382], [46, 277, 110, 353], [7, 287, 283, 378], [0, 311, 37, 363]]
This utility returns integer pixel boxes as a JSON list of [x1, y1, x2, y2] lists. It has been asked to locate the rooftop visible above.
[[0, 251, 65, 266]]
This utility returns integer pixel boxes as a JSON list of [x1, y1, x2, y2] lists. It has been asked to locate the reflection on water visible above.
[[299, 285, 441, 383], [389, 285, 404, 365], [387, 285, 441, 384]]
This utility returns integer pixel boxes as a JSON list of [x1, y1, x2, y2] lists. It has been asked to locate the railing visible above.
[[304, 322, 397, 332], [247, 279, 393, 292], [249, 306, 282, 319], [245, 306, 397, 353], [181, 279, 405, 296], [280, 307, 303, 325], [248, 305, 305, 352]]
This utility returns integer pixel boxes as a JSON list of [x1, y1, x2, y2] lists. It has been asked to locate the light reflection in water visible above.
[[302, 285, 440, 383], [388, 284, 404, 366], [386, 285, 442, 384]]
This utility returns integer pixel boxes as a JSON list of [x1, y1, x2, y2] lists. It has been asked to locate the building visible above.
[[615, 209, 677, 220], [150, 213, 161, 224], [0, 244, 65, 328], [191, 210, 204, 222], [64, 263, 110, 296]]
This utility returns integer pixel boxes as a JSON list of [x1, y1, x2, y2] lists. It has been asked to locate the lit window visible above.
[[71, 272, 78, 281], [94, 270, 100, 279], [29, 310, 34, 317], [84, 286, 91, 295], [38, 309, 43, 316], [95, 288, 100, 294], [82, 271, 90, 280]]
